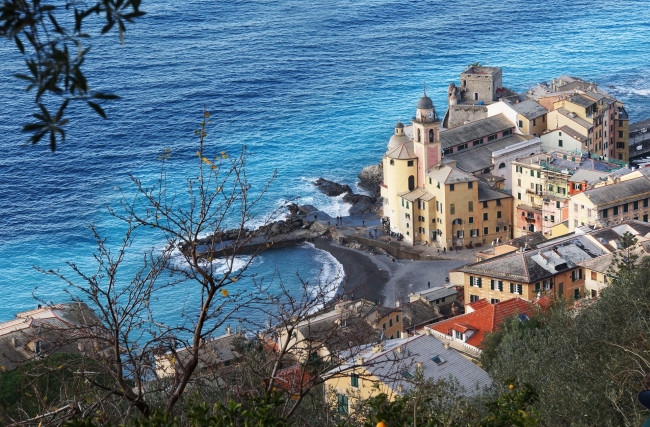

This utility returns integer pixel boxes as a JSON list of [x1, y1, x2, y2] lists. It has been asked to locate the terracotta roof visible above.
[[275, 364, 312, 393], [467, 299, 490, 312], [427, 298, 536, 348]]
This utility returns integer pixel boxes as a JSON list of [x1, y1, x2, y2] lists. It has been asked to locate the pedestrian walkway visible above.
[[318, 214, 481, 262]]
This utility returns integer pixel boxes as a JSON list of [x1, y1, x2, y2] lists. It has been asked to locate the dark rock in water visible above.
[[357, 163, 383, 198], [343, 193, 377, 215], [288, 203, 319, 217], [314, 178, 352, 196]]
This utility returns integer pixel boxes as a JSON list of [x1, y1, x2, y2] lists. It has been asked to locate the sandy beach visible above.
[[313, 237, 468, 307]]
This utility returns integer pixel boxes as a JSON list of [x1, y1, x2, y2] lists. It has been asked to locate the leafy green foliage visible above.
[[479, 382, 539, 427], [0, 0, 144, 150], [484, 258, 650, 426], [0, 353, 104, 421]]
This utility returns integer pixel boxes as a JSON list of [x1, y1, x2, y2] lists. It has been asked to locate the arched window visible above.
[[390, 159, 395, 165], [474, 93, 478, 101], [417, 129, 421, 142], [498, 162, 506, 169], [429, 129, 434, 142], [408, 175, 415, 191], [452, 218, 463, 225]]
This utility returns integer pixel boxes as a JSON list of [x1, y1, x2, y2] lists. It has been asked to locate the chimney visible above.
[[357, 357, 364, 365], [444, 342, 450, 350], [395, 299, 400, 308], [372, 343, 384, 354], [396, 346, 402, 353]]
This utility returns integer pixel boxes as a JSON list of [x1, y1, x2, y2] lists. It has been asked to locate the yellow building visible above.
[[568, 168, 650, 231], [324, 333, 491, 416], [381, 93, 513, 248]]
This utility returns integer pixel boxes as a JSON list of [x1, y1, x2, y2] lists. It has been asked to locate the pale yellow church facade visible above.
[[381, 93, 513, 249]]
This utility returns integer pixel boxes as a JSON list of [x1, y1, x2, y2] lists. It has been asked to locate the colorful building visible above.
[[381, 93, 514, 248], [324, 333, 491, 415]]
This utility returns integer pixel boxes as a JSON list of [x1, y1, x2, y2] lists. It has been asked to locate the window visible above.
[[623, 204, 629, 213], [351, 373, 359, 388], [591, 271, 597, 280], [487, 134, 497, 141], [468, 201, 473, 212], [571, 269, 583, 282], [498, 281, 503, 291], [417, 129, 421, 142], [617, 142, 625, 149], [533, 118, 537, 126], [574, 288, 580, 299], [469, 295, 479, 303], [558, 139, 563, 147], [468, 182, 473, 189], [509, 283, 522, 295], [431, 355, 446, 365], [497, 211, 502, 219], [382, 323, 386, 331], [602, 208, 608, 218], [645, 199, 649, 208], [490, 279, 495, 290], [530, 170, 534, 177], [483, 201, 488, 208], [499, 162, 506, 169], [483, 213, 488, 220], [455, 330, 465, 341], [457, 230, 464, 238], [634, 201, 639, 210], [537, 171, 541, 178], [496, 226, 500, 232], [518, 120, 523, 128], [389, 318, 393, 328], [429, 177, 432, 185], [550, 215, 555, 222], [396, 315, 400, 323], [337, 394, 349, 414], [491, 298, 501, 304], [613, 206, 619, 215], [450, 184, 455, 191], [407, 160, 414, 167], [556, 201, 560, 209], [496, 199, 501, 206], [469, 216, 474, 224], [429, 129, 434, 142], [619, 130, 623, 138], [534, 282, 540, 292], [390, 159, 394, 165], [474, 92, 478, 101], [484, 227, 488, 235]]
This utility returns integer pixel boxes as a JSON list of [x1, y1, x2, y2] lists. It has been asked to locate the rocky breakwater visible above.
[[181, 203, 329, 258], [314, 163, 383, 215]]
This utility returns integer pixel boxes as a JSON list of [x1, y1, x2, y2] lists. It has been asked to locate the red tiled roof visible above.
[[467, 299, 490, 312], [451, 323, 474, 333], [428, 298, 536, 348], [274, 364, 312, 393]]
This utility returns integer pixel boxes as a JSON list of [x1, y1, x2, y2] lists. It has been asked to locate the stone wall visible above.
[[446, 105, 488, 129]]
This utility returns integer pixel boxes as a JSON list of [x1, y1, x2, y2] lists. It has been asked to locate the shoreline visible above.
[[312, 236, 468, 307]]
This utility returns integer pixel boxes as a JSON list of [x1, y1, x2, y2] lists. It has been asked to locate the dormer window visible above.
[[454, 330, 464, 341]]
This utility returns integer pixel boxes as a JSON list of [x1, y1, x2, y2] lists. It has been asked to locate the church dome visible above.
[[417, 94, 434, 110], [387, 123, 410, 150]]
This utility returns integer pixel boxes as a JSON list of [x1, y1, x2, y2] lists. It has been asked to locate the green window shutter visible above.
[[477, 277, 482, 288], [510, 283, 514, 293], [491, 279, 495, 290], [498, 281, 503, 291], [518, 285, 523, 295]]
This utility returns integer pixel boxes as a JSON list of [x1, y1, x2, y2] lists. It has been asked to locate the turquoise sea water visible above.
[[0, 0, 649, 326]]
